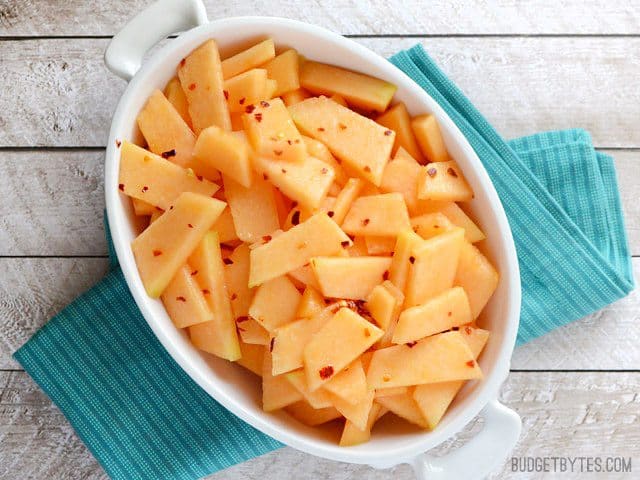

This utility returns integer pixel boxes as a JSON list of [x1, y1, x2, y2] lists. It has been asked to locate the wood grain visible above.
[[1, 0, 639, 36], [1, 37, 639, 148], [2, 371, 638, 479]]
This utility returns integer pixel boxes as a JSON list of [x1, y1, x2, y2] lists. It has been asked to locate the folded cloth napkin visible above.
[[14, 45, 634, 480]]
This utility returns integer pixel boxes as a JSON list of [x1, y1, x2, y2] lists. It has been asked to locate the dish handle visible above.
[[104, 0, 208, 80], [410, 400, 521, 480]]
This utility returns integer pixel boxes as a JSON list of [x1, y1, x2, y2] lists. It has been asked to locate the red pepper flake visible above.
[[466, 360, 475, 367], [447, 311, 452, 317], [191, 270, 198, 276], [223, 90, 229, 100], [169, 205, 174, 210], [274, 150, 283, 156], [465, 326, 472, 335], [452, 326, 460, 331], [447, 167, 458, 178], [230, 293, 237, 300], [434, 225, 440, 229], [263, 173, 269, 181], [287, 139, 292, 145], [196, 174, 203, 181], [427, 167, 437, 178], [364, 165, 371, 173], [409, 256, 415, 264], [236, 316, 249, 323], [319, 366, 334, 380], [382, 270, 389, 281], [238, 97, 246, 105], [291, 210, 300, 226], [327, 211, 335, 218], [188, 83, 196, 91], [297, 242, 307, 250], [317, 127, 325, 132], [161, 149, 176, 159], [254, 113, 263, 122], [141, 186, 149, 193], [321, 167, 328, 174], [115, 139, 122, 148], [223, 258, 234, 265], [262, 235, 272, 242], [382, 374, 391, 382], [338, 123, 347, 130], [180, 58, 186, 67], [269, 337, 275, 352], [281, 168, 287, 174], [341, 240, 350, 248], [364, 328, 371, 337], [294, 139, 301, 144], [118, 183, 125, 191], [260, 100, 270, 108], [176, 296, 187, 302], [245, 104, 256, 114], [406, 341, 417, 348], [384, 129, 393, 136], [202, 289, 210, 295], [187, 223, 193, 228], [362, 218, 370, 226], [153, 249, 162, 257]]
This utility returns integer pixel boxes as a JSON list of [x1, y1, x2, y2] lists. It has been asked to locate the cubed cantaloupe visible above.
[[262, 49, 300, 96], [339, 403, 385, 446], [161, 264, 213, 328], [178, 39, 231, 133], [380, 147, 422, 214], [304, 307, 383, 391], [193, 125, 252, 187], [136, 89, 196, 168], [223, 243, 254, 319], [223, 174, 280, 243], [311, 256, 392, 300], [285, 370, 334, 409], [188, 231, 241, 361], [411, 212, 456, 240], [411, 114, 448, 163], [288, 263, 322, 290], [300, 61, 396, 112], [388, 229, 423, 293], [249, 213, 351, 287], [454, 242, 499, 318], [119, 141, 219, 210], [285, 401, 342, 426], [376, 103, 424, 162], [364, 236, 396, 255], [346, 236, 369, 257], [281, 87, 313, 106], [131, 192, 226, 297], [331, 178, 364, 225], [262, 350, 303, 412], [296, 286, 325, 318], [373, 281, 405, 349], [248, 275, 301, 332], [164, 77, 192, 128], [342, 193, 411, 237], [393, 286, 472, 344], [405, 228, 465, 307], [417, 161, 473, 202], [376, 390, 429, 429], [222, 39, 275, 80], [460, 325, 491, 357], [132, 198, 156, 216], [289, 96, 395, 186], [366, 281, 403, 330], [237, 317, 269, 345], [417, 201, 485, 243], [236, 342, 265, 376], [223, 68, 269, 113], [366, 331, 482, 389], [322, 358, 368, 406], [329, 389, 375, 431], [242, 97, 307, 162], [301, 135, 348, 186], [211, 207, 239, 244]]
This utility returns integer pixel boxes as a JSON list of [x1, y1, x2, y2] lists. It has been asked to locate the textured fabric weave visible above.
[[14, 45, 633, 479]]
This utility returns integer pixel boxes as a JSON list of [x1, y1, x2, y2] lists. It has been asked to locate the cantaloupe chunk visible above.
[[193, 125, 252, 187], [286, 370, 334, 409], [132, 198, 156, 216], [296, 286, 325, 318], [223, 244, 254, 319], [288, 263, 322, 290], [262, 350, 303, 411], [342, 193, 410, 237], [330, 389, 374, 431], [131, 192, 225, 297], [304, 307, 383, 391], [119, 142, 219, 210], [149, 209, 163, 224], [388, 229, 423, 293], [242, 97, 307, 163], [237, 317, 269, 345], [300, 61, 396, 112], [223, 68, 269, 113], [249, 213, 351, 287], [265, 79, 278, 99], [136, 90, 196, 168], [236, 342, 264, 376], [262, 49, 299, 96], [161, 264, 213, 328], [249, 275, 301, 332], [285, 401, 342, 426], [366, 331, 482, 389], [223, 174, 280, 243], [411, 114, 448, 163], [393, 287, 472, 344], [222, 39, 275, 80], [366, 281, 403, 330], [331, 178, 364, 225], [454, 242, 499, 318], [211, 207, 239, 244], [364, 236, 396, 255], [380, 148, 422, 214], [417, 202, 485, 243], [282, 87, 312, 106], [329, 94, 348, 107], [230, 112, 244, 131], [376, 390, 429, 429], [376, 103, 424, 162], [411, 212, 456, 240], [164, 77, 192, 128], [322, 358, 368, 406], [374, 387, 408, 398], [373, 281, 405, 348], [301, 136, 348, 186], [311, 256, 392, 300], [188, 231, 241, 360], [460, 326, 491, 357], [252, 154, 335, 210], [289, 96, 395, 186], [178, 39, 231, 133], [417, 161, 473, 202], [405, 228, 465, 307], [346, 236, 369, 257], [339, 403, 385, 446]]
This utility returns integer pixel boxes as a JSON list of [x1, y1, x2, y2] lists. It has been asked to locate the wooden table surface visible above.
[[1, 1, 639, 478]]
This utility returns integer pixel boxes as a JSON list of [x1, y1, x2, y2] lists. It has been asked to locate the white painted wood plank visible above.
[[1, 0, 639, 36], [1, 371, 638, 479], [1, 37, 639, 148]]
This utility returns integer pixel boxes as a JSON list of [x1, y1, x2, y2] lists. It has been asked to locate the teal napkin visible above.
[[14, 45, 634, 479]]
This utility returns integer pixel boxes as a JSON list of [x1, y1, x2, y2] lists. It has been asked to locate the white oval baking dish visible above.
[[103, 1, 522, 478]]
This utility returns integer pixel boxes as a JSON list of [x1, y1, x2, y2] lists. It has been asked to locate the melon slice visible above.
[[223, 174, 280, 243], [132, 198, 156, 216], [211, 207, 239, 244], [296, 286, 325, 318], [460, 326, 491, 357], [178, 39, 231, 133], [262, 49, 300, 96], [454, 242, 499, 318], [417, 161, 473, 202], [236, 342, 264, 376], [223, 68, 269, 113], [380, 148, 422, 214], [223, 244, 254, 319], [164, 77, 192, 129], [366, 331, 482, 389], [388, 229, 423, 293], [118, 141, 219, 210], [193, 125, 252, 187], [311, 256, 392, 300], [366, 281, 403, 330], [331, 178, 364, 225], [136, 89, 196, 168], [229, 112, 244, 131], [286, 370, 334, 409], [342, 193, 410, 237], [242, 97, 307, 163], [374, 387, 408, 398], [393, 287, 472, 344], [249, 213, 351, 287], [329, 390, 375, 431], [376, 390, 429, 429], [339, 403, 385, 446], [288, 264, 322, 291], [131, 192, 225, 297], [376, 103, 424, 162], [149, 209, 163, 224], [322, 358, 368, 406], [248, 275, 301, 332], [262, 350, 303, 412], [282, 87, 313, 106], [411, 114, 448, 163], [304, 307, 384, 391], [346, 236, 369, 257], [161, 264, 213, 328], [222, 39, 275, 80], [289, 97, 394, 186], [411, 212, 456, 240], [405, 228, 465, 307], [252, 154, 335, 210], [237, 317, 269, 345], [373, 281, 405, 348], [301, 136, 348, 186], [364, 236, 396, 255], [417, 201, 485, 243], [188, 231, 241, 361], [300, 61, 396, 112], [285, 401, 342, 426]]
